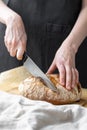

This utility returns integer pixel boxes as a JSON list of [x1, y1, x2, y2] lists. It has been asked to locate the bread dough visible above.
[[19, 74, 82, 105]]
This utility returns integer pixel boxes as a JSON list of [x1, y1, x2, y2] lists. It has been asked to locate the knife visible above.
[[24, 53, 57, 92]]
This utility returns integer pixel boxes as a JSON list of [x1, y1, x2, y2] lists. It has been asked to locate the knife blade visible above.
[[24, 53, 57, 92]]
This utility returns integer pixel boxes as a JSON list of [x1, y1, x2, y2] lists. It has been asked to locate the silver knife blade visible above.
[[24, 54, 57, 92]]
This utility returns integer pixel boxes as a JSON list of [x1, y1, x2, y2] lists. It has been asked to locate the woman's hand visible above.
[[47, 39, 79, 90], [47, 0, 87, 90], [4, 14, 27, 60]]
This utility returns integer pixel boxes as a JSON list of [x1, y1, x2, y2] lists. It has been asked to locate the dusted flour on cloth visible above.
[[0, 91, 87, 130]]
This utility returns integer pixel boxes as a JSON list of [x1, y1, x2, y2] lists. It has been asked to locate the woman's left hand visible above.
[[47, 39, 79, 90]]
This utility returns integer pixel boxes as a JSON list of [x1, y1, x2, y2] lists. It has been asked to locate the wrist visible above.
[[6, 12, 21, 26], [0, 1, 20, 25], [63, 33, 81, 54]]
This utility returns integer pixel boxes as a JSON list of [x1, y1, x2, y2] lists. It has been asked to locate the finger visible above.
[[75, 68, 79, 84], [71, 68, 76, 88], [4, 36, 6, 46], [4, 38, 12, 52], [47, 60, 56, 74], [4, 28, 12, 50], [57, 64, 66, 86], [16, 47, 25, 60], [9, 38, 17, 56], [10, 47, 17, 57], [65, 66, 72, 90]]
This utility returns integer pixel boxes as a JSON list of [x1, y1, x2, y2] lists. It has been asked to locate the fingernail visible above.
[[66, 86, 71, 90], [60, 80, 65, 86], [72, 85, 75, 88], [61, 82, 65, 86]]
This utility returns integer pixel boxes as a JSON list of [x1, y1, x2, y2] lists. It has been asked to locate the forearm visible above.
[[0, 0, 20, 25], [63, 0, 87, 53]]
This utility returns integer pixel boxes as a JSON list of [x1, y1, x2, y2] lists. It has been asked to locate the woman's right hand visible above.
[[4, 13, 27, 60]]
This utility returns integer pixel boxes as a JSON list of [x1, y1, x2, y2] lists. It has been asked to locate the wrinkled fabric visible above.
[[0, 91, 87, 130]]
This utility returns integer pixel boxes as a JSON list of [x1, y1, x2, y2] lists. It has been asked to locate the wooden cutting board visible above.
[[0, 66, 31, 94]]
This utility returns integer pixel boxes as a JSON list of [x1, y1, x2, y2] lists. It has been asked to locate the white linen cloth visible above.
[[0, 91, 87, 130]]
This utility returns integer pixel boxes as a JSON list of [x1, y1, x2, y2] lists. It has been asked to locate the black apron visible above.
[[0, 0, 87, 88]]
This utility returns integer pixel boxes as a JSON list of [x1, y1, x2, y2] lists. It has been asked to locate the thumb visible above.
[[47, 60, 56, 74]]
